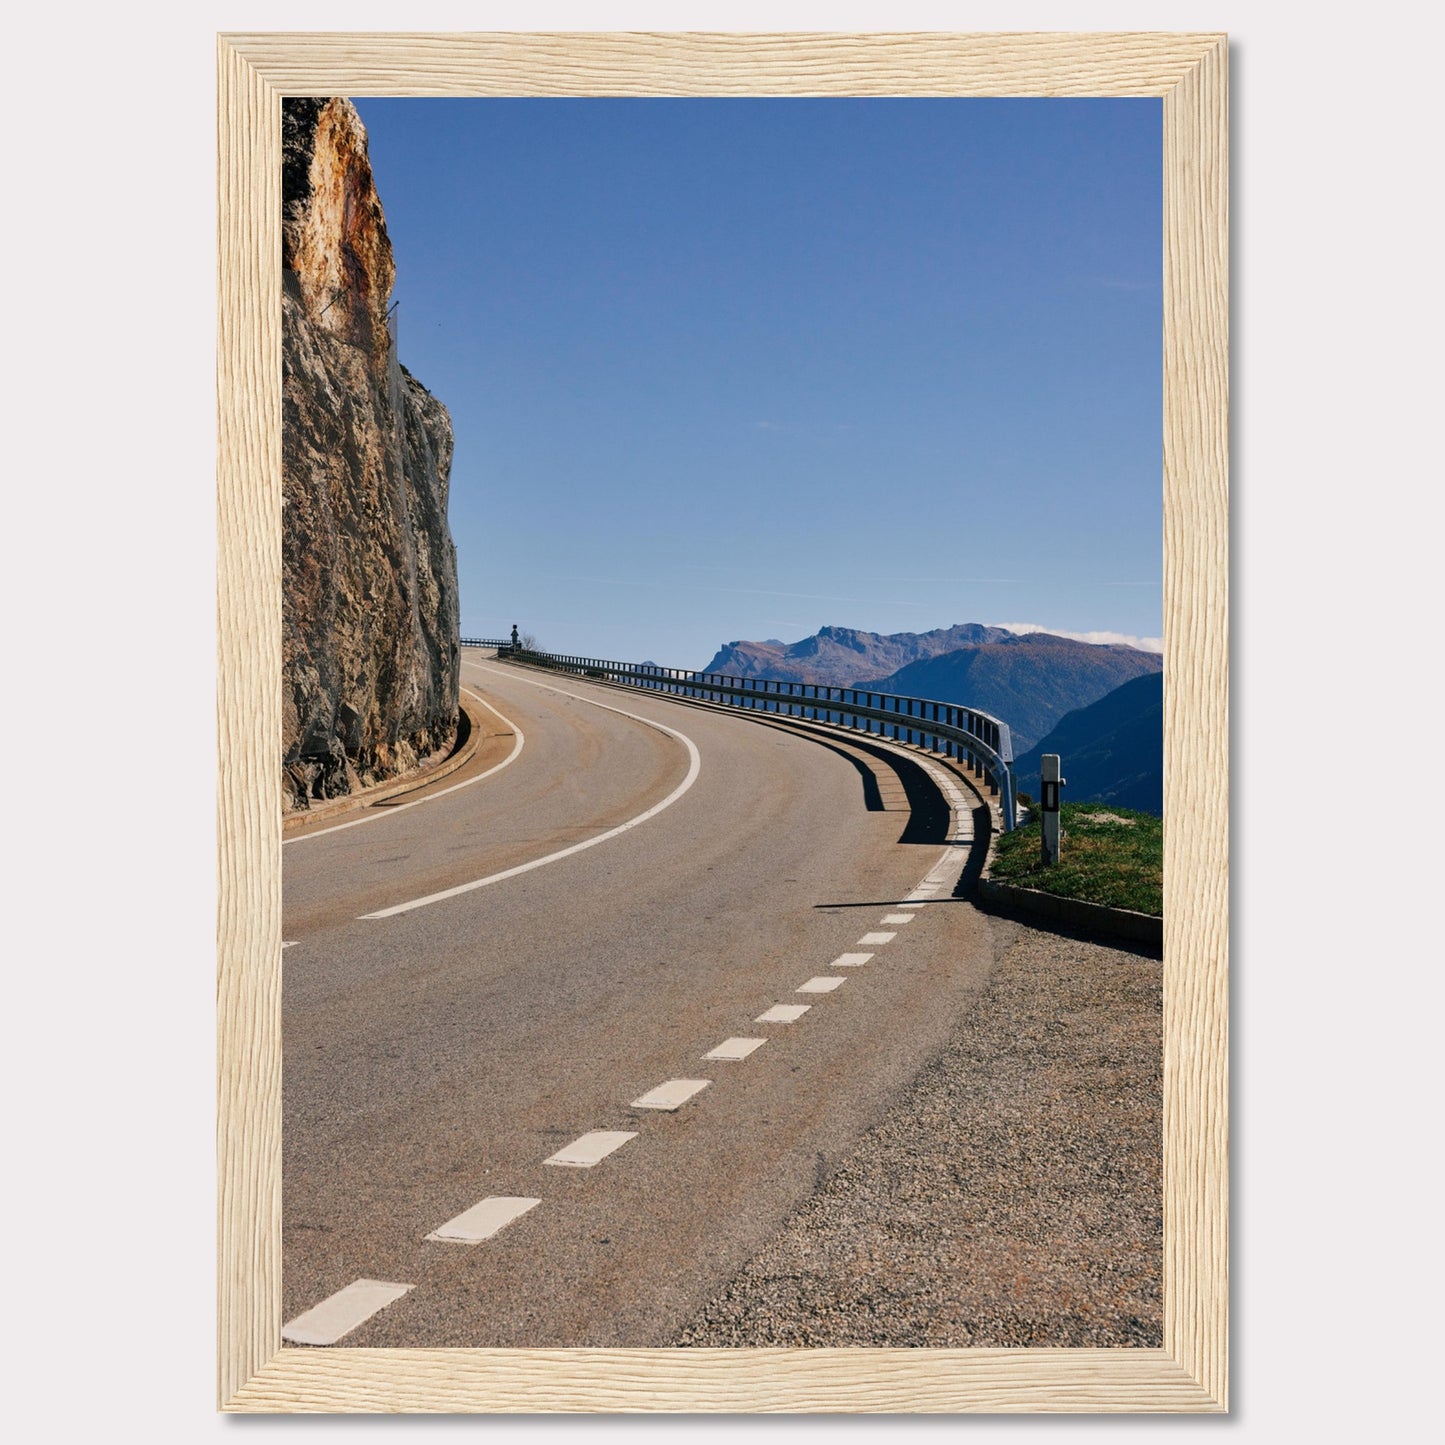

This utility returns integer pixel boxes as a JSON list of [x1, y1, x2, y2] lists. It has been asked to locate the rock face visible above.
[[281, 98, 460, 811]]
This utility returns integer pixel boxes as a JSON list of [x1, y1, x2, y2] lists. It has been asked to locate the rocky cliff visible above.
[[281, 98, 460, 811]]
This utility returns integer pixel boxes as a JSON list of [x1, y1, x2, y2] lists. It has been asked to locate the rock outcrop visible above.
[[281, 98, 460, 811]]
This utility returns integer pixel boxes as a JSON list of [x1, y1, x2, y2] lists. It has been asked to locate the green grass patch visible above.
[[990, 802, 1162, 916]]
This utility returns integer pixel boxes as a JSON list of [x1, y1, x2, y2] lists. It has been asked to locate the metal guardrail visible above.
[[460, 638, 1017, 829]]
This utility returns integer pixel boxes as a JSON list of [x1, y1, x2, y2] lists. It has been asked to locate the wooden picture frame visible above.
[[218, 30, 1227, 1413]]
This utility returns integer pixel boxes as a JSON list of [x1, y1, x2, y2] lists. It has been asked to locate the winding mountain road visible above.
[[280, 647, 1002, 1348]]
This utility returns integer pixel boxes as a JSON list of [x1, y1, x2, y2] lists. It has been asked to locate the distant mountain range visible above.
[[700, 624, 1161, 753], [869, 633, 1161, 753], [702, 624, 1012, 688], [1013, 671, 1163, 815]]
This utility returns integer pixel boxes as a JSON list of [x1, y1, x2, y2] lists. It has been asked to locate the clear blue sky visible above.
[[353, 98, 1162, 667]]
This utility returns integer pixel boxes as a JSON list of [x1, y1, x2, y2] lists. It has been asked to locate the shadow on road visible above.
[[785, 733, 885, 813], [739, 713, 952, 844], [952, 802, 994, 897], [890, 752, 952, 846]]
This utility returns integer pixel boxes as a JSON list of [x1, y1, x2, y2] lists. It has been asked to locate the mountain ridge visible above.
[[869, 633, 1161, 752], [700, 623, 1161, 753], [701, 623, 1013, 687], [1013, 672, 1163, 815]]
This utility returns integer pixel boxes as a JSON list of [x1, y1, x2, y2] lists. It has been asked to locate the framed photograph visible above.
[[219, 31, 1227, 1412]]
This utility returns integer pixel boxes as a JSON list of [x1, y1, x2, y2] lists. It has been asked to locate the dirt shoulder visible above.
[[675, 915, 1162, 1348], [281, 692, 510, 839]]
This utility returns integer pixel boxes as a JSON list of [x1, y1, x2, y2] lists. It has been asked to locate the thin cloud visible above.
[[519, 571, 938, 608], [993, 621, 1163, 654], [854, 576, 1028, 585]]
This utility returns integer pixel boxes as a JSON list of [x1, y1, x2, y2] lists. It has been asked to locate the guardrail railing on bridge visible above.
[[460, 638, 1017, 830]]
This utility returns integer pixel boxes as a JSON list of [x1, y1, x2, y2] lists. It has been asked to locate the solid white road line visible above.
[[631, 1079, 711, 1111], [425, 1195, 540, 1244], [830, 952, 874, 968], [704, 1037, 767, 1061], [545, 1130, 638, 1168], [756, 1004, 811, 1023], [359, 672, 702, 920], [284, 689, 525, 847], [856, 931, 896, 946], [797, 976, 846, 993], [881, 913, 916, 925], [281, 1279, 413, 1346]]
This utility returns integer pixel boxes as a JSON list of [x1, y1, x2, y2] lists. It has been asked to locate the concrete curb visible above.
[[282, 694, 486, 833], [972, 876, 1163, 947]]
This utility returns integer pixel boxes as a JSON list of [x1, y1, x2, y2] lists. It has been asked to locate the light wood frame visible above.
[[218, 30, 1227, 1413]]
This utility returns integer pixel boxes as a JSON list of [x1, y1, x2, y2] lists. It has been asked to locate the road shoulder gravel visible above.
[[674, 915, 1163, 1348]]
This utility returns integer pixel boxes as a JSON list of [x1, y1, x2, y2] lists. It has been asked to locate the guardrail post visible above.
[[1041, 754, 1065, 865]]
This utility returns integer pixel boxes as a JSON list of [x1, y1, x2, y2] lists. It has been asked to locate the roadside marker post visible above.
[[1041, 754, 1066, 866]]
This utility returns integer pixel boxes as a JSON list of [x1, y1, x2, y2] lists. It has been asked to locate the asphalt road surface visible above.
[[281, 647, 1003, 1348]]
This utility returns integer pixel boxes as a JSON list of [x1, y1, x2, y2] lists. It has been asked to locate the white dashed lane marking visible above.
[[282, 709, 991, 1331], [631, 1079, 711, 1111], [425, 1195, 540, 1244], [281, 1279, 413, 1346], [704, 1037, 766, 1061], [545, 1131, 638, 1168]]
